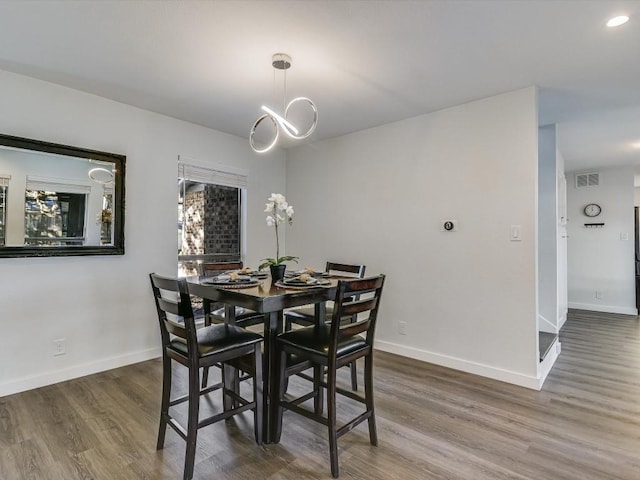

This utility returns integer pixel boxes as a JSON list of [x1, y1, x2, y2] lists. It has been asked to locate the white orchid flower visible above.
[[268, 193, 285, 204], [261, 193, 298, 269]]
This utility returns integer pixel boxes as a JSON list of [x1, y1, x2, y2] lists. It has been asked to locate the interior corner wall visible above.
[[566, 166, 636, 315], [286, 87, 540, 388], [556, 149, 568, 329], [0, 69, 286, 397]]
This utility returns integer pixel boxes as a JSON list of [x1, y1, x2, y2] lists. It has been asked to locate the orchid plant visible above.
[[259, 193, 298, 270]]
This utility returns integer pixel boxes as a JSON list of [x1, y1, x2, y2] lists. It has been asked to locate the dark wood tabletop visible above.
[[186, 274, 339, 443]]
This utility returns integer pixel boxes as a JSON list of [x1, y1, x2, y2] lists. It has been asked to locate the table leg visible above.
[[263, 310, 282, 444]]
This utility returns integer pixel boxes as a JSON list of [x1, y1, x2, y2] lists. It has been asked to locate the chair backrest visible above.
[[329, 275, 385, 356], [149, 273, 198, 355], [202, 261, 244, 276], [325, 262, 366, 278]]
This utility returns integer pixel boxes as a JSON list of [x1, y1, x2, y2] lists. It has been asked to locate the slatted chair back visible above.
[[149, 273, 198, 359], [325, 262, 365, 278], [202, 261, 243, 276], [328, 275, 385, 357]]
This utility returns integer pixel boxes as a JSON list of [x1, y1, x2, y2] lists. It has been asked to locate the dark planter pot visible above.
[[270, 264, 286, 282]]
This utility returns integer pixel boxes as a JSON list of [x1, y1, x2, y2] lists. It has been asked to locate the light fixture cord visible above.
[[283, 67, 287, 112], [272, 65, 276, 108]]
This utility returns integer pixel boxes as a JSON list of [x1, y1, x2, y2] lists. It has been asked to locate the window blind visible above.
[[26, 175, 91, 194], [178, 162, 248, 189]]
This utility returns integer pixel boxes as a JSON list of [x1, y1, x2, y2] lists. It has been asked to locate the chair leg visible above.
[[364, 354, 377, 446], [313, 365, 324, 414], [350, 360, 358, 391], [253, 344, 264, 445], [183, 366, 200, 480], [157, 354, 172, 450], [222, 363, 239, 411], [327, 365, 339, 478], [201, 305, 212, 389]]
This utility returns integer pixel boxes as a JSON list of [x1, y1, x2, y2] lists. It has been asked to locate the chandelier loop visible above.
[[284, 97, 318, 140], [250, 54, 318, 153], [249, 114, 279, 154]]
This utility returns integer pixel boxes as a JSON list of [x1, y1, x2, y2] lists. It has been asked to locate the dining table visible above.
[[186, 272, 340, 444]]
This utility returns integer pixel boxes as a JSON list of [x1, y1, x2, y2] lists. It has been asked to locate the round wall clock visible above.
[[584, 203, 602, 217]]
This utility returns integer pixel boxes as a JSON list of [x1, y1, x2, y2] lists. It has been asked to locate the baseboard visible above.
[[374, 340, 541, 390], [568, 302, 638, 316], [0, 347, 161, 398], [537, 339, 560, 389]]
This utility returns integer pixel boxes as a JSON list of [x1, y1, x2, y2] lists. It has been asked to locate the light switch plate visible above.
[[510, 225, 522, 241]]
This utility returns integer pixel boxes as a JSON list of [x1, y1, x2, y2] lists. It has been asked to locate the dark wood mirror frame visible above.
[[0, 133, 125, 258]]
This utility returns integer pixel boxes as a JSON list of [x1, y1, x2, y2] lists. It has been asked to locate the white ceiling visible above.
[[0, 0, 639, 172]]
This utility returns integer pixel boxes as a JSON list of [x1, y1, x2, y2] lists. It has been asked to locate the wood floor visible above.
[[1, 309, 639, 479]]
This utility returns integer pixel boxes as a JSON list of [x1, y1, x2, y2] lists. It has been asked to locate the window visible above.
[[0, 178, 7, 247], [177, 161, 247, 277], [24, 190, 87, 246], [99, 187, 114, 246]]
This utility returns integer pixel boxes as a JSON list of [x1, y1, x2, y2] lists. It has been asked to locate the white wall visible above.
[[538, 125, 558, 334], [557, 149, 568, 329], [287, 87, 542, 388], [0, 69, 287, 396], [566, 166, 636, 315]]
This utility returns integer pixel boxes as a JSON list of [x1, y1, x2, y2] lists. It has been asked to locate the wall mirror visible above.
[[0, 133, 125, 258]]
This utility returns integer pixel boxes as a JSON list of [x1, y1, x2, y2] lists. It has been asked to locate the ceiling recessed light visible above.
[[607, 15, 629, 27], [631, 141, 640, 150]]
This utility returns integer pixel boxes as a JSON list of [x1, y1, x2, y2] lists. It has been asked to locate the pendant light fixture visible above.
[[250, 53, 318, 153]]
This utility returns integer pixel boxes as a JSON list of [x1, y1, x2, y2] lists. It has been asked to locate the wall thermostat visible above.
[[441, 219, 458, 232]]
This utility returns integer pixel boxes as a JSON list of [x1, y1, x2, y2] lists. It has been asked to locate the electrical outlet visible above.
[[53, 338, 66, 356], [595, 291, 603, 300], [398, 321, 407, 335]]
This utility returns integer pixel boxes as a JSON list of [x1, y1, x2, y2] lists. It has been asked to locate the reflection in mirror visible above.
[[0, 134, 125, 257]]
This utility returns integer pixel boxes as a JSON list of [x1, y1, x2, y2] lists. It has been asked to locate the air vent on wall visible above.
[[575, 172, 599, 188]]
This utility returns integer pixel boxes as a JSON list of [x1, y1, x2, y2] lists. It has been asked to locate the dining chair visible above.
[[149, 273, 263, 480], [201, 261, 263, 327], [201, 261, 243, 276], [284, 261, 366, 390], [200, 261, 264, 388], [274, 274, 385, 478]]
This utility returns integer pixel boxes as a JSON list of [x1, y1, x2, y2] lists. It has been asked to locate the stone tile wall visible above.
[[182, 189, 204, 255], [204, 185, 240, 259]]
